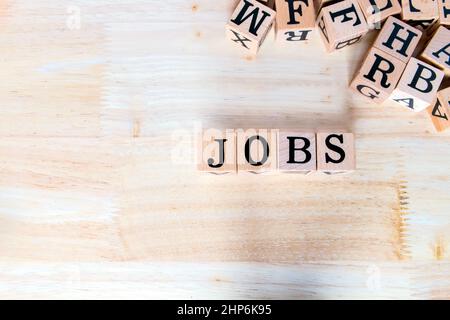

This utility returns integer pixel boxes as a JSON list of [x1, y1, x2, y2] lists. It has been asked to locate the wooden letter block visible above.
[[390, 57, 445, 112], [401, 0, 439, 20], [316, 0, 369, 52], [421, 26, 450, 75], [237, 129, 278, 173], [197, 129, 237, 174], [275, 0, 316, 43], [278, 131, 316, 173], [350, 46, 406, 104], [226, 0, 276, 55], [373, 17, 423, 63], [316, 132, 355, 174], [357, 0, 402, 27], [427, 86, 450, 132], [438, 0, 450, 25]]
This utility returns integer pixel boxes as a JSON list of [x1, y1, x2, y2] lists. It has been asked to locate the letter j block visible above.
[[197, 129, 237, 174], [316, 0, 369, 53], [316, 132, 355, 174], [226, 0, 276, 55]]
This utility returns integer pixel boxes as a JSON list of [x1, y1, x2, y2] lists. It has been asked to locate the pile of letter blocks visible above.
[[225, 0, 450, 133]]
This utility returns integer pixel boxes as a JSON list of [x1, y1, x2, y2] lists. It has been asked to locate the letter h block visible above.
[[427, 86, 450, 132], [275, 0, 316, 43], [197, 129, 237, 174], [278, 131, 316, 173], [237, 129, 278, 174], [226, 0, 276, 55], [316, 132, 356, 174], [316, 0, 369, 53]]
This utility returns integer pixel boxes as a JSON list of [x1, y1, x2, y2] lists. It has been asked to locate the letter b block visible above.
[[316, 0, 369, 53], [278, 131, 316, 173], [317, 132, 355, 174], [275, 0, 316, 43], [237, 129, 278, 173], [197, 129, 237, 174], [226, 0, 276, 55]]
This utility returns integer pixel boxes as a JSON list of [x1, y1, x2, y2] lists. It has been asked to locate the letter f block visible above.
[[275, 0, 316, 43], [197, 129, 237, 174], [226, 0, 276, 55]]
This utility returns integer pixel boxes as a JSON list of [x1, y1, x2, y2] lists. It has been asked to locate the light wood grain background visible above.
[[0, 0, 449, 299]]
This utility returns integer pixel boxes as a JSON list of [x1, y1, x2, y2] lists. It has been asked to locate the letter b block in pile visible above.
[[226, 0, 276, 55], [316, 0, 369, 53]]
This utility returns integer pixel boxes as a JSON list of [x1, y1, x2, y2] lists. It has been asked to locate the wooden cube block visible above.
[[237, 129, 278, 173], [316, 0, 369, 52], [350, 46, 406, 104], [357, 0, 402, 27], [390, 57, 445, 112], [197, 129, 237, 174], [421, 26, 450, 75], [278, 131, 316, 173], [316, 132, 356, 173], [438, 0, 450, 25], [258, 0, 275, 9], [275, 0, 316, 43], [427, 86, 450, 132], [373, 17, 423, 63], [401, 0, 439, 20], [226, 0, 276, 55]]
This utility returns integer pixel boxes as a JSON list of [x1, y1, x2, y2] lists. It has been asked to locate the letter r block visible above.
[[316, 132, 355, 174], [278, 131, 316, 173], [421, 26, 450, 76], [316, 0, 369, 53], [390, 58, 444, 112], [197, 129, 237, 174], [350, 47, 406, 104], [426, 86, 450, 132], [226, 0, 276, 55], [237, 129, 278, 174], [275, 0, 316, 43]]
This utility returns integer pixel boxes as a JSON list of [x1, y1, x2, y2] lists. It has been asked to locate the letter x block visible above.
[[275, 0, 316, 43], [390, 57, 445, 112], [427, 86, 450, 132], [357, 0, 402, 27], [236, 129, 278, 173], [278, 131, 316, 173], [316, 132, 356, 174], [316, 0, 369, 53], [197, 129, 237, 174], [401, 0, 439, 21], [226, 0, 276, 55], [421, 26, 450, 75], [438, 0, 450, 25]]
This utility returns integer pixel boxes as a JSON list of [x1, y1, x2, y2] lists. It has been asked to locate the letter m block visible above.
[[226, 0, 276, 55]]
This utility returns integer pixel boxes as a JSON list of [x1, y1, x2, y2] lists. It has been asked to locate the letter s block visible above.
[[237, 129, 278, 174], [390, 58, 444, 112], [421, 26, 450, 76], [317, 132, 356, 174], [226, 0, 276, 55], [197, 129, 237, 174], [316, 0, 369, 53], [427, 86, 450, 132], [275, 0, 316, 43], [350, 46, 406, 104], [278, 131, 316, 173]]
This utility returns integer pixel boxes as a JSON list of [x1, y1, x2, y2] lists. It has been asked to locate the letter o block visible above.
[[278, 131, 316, 173], [226, 0, 276, 55], [316, 0, 369, 53], [197, 129, 237, 174], [317, 132, 355, 174], [237, 129, 278, 174]]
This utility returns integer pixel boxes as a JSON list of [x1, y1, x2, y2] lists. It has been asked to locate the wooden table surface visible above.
[[0, 0, 449, 299]]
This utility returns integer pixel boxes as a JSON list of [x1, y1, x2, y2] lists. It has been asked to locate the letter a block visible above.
[[373, 17, 423, 63], [237, 129, 278, 173], [197, 129, 237, 174], [226, 0, 276, 55], [316, 132, 355, 174], [427, 86, 450, 132], [275, 0, 316, 43], [356, 0, 402, 27], [390, 58, 445, 112], [350, 46, 406, 104], [438, 0, 450, 25], [278, 131, 316, 173], [421, 26, 450, 75], [316, 0, 369, 53], [401, 0, 438, 21]]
